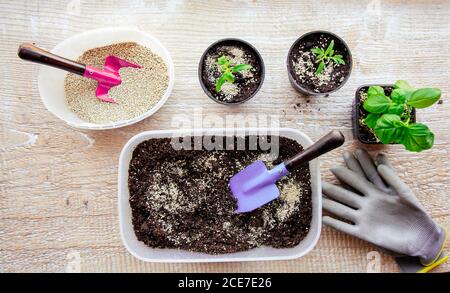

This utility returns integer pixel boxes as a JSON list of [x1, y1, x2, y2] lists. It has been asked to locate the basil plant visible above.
[[363, 80, 441, 152]]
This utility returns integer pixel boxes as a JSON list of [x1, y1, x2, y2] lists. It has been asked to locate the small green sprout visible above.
[[215, 55, 252, 92], [310, 40, 345, 75]]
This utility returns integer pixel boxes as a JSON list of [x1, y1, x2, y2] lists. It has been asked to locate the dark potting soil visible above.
[[289, 33, 351, 93], [356, 86, 416, 143], [128, 136, 312, 254], [200, 40, 263, 104]]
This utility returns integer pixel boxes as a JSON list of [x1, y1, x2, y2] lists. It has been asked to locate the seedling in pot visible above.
[[215, 56, 252, 92], [361, 80, 441, 152], [287, 31, 352, 96], [310, 40, 345, 75], [199, 38, 265, 105]]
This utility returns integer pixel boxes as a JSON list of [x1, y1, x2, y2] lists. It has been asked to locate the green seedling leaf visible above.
[[364, 113, 380, 129], [373, 114, 403, 144], [311, 48, 323, 55], [324, 40, 334, 56], [232, 64, 252, 73], [217, 56, 230, 66], [223, 71, 235, 83], [315, 61, 325, 75], [387, 103, 405, 115], [363, 93, 392, 113], [399, 123, 434, 152], [215, 74, 227, 92], [394, 80, 413, 91], [408, 88, 441, 109], [367, 86, 385, 98], [391, 88, 406, 104], [331, 55, 345, 65]]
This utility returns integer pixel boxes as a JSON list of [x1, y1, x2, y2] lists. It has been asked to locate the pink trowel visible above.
[[230, 131, 345, 213], [18, 43, 141, 103]]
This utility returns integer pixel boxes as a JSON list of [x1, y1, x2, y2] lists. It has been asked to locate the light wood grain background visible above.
[[1, 0, 449, 273]]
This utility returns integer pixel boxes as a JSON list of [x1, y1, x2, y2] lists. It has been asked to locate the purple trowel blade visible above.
[[229, 161, 289, 213]]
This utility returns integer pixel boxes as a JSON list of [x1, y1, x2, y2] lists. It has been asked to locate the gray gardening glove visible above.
[[322, 149, 447, 272]]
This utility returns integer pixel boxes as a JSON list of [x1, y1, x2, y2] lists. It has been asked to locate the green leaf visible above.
[[399, 123, 434, 152], [407, 88, 441, 109], [232, 64, 251, 73], [367, 86, 385, 98], [387, 103, 405, 115], [311, 47, 323, 56], [223, 71, 235, 83], [217, 56, 230, 66], [315, 61, 325, 75], [363, 93, 392, 114], [364, 113, 380, 129], [373, 114, 403, 144], [331, 56, 345, 65], [394, 80, 413, 92], [391, 88, 406, 104], [324, 40, 334, 56], [215, 74, 227, 92]]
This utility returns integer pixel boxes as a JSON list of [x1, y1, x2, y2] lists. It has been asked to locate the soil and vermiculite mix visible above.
[[64, 42, 169, 124], [128, 136, 312, 254]]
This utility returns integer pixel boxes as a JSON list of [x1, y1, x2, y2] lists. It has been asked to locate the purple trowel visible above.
[[230, 131, 345, 213]]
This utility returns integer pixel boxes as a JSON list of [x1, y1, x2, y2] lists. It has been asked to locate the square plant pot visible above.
[[353, 84, 416, 144]]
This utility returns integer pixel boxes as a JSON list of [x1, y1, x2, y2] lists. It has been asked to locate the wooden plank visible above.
[[0, 0, 449, 272]]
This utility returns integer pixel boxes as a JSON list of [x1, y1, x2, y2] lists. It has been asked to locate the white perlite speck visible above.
[[64, 42, 169, 124]]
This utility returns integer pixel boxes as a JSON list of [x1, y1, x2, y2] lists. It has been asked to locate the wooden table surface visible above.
[[1, 0, 449, 273]]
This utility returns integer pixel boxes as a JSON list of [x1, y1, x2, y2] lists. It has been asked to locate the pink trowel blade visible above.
[[85, 55, 142, 103], [104, 55, 141, 72], [95, 84, 117, 104]]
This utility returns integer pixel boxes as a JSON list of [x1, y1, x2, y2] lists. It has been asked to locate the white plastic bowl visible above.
[[118, 128, 322, 263], [38, 27, 175, 130]]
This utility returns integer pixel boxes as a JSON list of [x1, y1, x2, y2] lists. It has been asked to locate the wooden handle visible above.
[[18, 43, 86, 76], [284, 130, 345, 172]]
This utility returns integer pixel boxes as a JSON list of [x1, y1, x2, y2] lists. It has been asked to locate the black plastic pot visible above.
[[353, 84, 416, 144], [198, 38, 265, 105], [287, 31, 352, 96]]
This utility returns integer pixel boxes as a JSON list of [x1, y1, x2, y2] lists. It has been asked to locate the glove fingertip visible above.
[[375, 153, 390, 166], [330, 166, 344, 175], [377, 163, 390, 175], [343, 151, 353, 160], [354, 148, 368, 159]]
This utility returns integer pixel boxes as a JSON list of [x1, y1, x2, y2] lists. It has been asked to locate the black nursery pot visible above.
[[287, 31, 352, 96], [198, 38, 265, 105], [353, 84, 416, 144]]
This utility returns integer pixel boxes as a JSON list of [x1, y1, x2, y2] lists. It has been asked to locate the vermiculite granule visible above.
[[64, 42, 169, 124]]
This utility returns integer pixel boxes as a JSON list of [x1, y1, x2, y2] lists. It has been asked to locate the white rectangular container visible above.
[[118, 128, 322, 262]]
